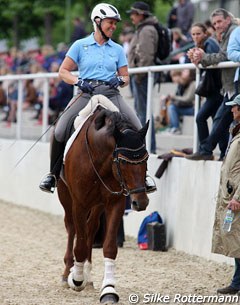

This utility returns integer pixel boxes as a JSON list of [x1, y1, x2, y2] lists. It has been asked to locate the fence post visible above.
[[146, 71, 154, 152], [42, 78, 49, 142], [193, 67, 201, 153], [16, 80, 24, 140]]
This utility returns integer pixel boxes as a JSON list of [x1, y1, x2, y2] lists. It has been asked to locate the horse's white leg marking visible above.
[[100, 258, 119, 303], [84, 260, 93, 283], [68, 261, 87, 291], [101, 258, 116, 289], [72, 261, 85, 281]]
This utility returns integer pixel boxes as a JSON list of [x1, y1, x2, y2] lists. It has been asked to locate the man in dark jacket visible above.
[[176, 0, 195, 39], [127, 1, 157, 153], [70, 17, 87, 43]]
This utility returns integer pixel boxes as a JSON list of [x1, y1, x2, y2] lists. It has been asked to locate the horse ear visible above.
[[113, 126, 123, 141], [95, 110, 107, 130], [138, 120, 149, 140]]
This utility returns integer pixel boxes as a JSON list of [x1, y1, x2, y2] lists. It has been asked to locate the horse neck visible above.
[[88, 125, 115, 164]]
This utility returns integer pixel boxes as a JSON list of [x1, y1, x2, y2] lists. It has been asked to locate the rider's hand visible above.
[[75, 79, 94, 94], [108, 76, 125, 89]]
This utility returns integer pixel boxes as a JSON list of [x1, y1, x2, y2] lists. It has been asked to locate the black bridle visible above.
[[113, 146, 149, 196], [85, 126, 149, 196]]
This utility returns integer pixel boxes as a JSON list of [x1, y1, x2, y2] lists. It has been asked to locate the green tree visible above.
[[0, 0, 173, 49]]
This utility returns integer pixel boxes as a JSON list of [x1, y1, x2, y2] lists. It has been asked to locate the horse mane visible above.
[[94, 109, 137, 136]]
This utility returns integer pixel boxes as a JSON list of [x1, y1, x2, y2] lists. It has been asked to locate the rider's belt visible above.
[[85, 79, 108, 86]]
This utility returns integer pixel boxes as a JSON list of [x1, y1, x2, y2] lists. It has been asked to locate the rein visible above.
[[85, 124, 124, 196], [85, 124, 148, 196]]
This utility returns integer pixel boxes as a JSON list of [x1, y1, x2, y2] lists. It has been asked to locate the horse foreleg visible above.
[[100, 258, 119, 304], [87, 205, 104, 261], [62, 213, 75, 283], [57, 179, 75, 284], [68, 260, 89, 291], [67, 206, 88, 291], [100, 201, 125, 303]]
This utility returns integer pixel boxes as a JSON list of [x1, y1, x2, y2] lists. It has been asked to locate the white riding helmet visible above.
[[91, 3, 121, 22]]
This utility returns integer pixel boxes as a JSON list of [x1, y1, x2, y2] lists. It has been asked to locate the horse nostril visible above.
[[131, 201, 139, 211]]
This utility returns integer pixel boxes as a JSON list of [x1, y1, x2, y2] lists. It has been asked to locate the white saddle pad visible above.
[[63, 94, 119, 162]]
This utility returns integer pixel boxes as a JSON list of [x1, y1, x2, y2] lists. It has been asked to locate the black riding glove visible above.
[[75, 79, 94, 94], [108, 76, 125, 89]]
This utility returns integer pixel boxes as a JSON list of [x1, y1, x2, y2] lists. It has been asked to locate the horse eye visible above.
[[120, 159, 127, 164]]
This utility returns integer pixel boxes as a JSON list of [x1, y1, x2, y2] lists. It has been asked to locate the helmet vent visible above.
[[109, 5, 118, 14], [100, 9, 106, 15]]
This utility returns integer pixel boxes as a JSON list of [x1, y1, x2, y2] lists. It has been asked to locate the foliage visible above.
[[0, 0, 173, 48]]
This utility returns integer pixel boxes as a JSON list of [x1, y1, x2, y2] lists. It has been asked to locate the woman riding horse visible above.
[[39, 3, 156, 194]]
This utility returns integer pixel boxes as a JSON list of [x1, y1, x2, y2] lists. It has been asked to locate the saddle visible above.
[[63, 94, 119, 162]]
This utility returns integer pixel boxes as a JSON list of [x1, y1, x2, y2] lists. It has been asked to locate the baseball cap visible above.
[[225, 94, 240, 106], [127, 1, 152, 16]]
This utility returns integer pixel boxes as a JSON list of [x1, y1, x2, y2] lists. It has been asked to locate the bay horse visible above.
[[57, 96, 149, 303]]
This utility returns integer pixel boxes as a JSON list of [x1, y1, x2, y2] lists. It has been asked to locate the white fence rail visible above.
[[0, 61, 239, 151]]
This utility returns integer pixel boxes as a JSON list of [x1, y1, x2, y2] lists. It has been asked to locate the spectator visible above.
[[227, 25, 240, 86], [176, 0, 195, 40], [70, 17, 87, 43], [0, 81, 6, 108], [119, 25, 135, 98], [56, 42, 68, 62], [41, 44, 59, 72], [23, 79, 38, 110], [29, 62, 46, 120], [12, 50, 29, 73], [186, 8, 240, 161], [204, 19, 216, 37], [119, 25, 135, 58], [170, 27, 189, 64], [127, 1, 157, 153], [187, 22, 222, 147], [166, 69, 195, 134], [167, 3, 178, 29], [0, 65, 13, 122], [211, 94, 240, 295], [6, 75, 19, 124], [48, 78, 73, 123]]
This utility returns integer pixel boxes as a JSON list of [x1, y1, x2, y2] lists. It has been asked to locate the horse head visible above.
[[112, 117, 150, 211], [93, 109, 149, 211]]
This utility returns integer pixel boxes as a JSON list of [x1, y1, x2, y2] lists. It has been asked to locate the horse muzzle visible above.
[[130, 194, 149, 211]]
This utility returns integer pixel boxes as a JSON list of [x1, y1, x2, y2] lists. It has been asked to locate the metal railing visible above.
[[0, 61, 239, 151]]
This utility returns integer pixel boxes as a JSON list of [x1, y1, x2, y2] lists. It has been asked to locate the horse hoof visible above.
[[100, 293, 119, 304], [85, 281, 95, 290], [61, 276, 69, 288], [67, 272, 87, 291], [100, 286, 119, 304]]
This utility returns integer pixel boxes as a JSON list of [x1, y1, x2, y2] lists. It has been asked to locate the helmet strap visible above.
[[96, 19, 109, 41]]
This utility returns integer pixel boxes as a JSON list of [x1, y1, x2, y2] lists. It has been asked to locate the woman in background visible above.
[[187, 23, 222, 148]]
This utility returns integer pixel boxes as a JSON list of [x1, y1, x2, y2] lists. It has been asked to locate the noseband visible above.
[[85, 127, 148, 196]]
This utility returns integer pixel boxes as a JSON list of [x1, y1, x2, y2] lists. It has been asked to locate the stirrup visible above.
[[39, 173, 57, 194], [145, 175, 157, 193]]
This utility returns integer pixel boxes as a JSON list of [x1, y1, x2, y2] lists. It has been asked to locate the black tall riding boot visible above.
[[39, 137, 65, 193]]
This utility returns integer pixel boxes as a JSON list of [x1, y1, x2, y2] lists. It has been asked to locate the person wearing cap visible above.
[[127, 1, 157, 153], [212, 94, 240, 295], [39, 3, 153, 194]]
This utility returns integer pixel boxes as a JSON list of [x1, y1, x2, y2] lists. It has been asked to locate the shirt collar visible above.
[[86, 32, 114, 46]]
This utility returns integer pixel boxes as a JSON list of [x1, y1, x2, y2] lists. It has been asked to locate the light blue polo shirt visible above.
[[66, 33, 128, 82]]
